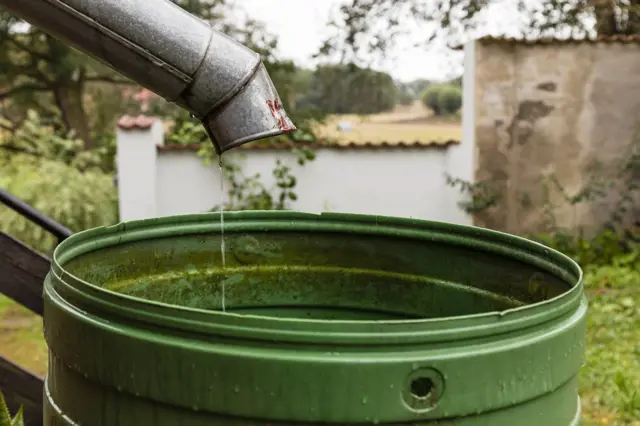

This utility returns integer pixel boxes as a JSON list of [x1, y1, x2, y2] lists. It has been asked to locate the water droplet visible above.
[[361, 396, 368, 405], [116, 386, 123, 392], [234, 385, 240, 393], [192, 405, 199, 411]]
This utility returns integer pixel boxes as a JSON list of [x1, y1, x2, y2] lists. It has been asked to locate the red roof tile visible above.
[[481, 35, 640, 44], [117, 115, 157, 130], [157, 139, 460, 152], [454, 35, 640, 50]]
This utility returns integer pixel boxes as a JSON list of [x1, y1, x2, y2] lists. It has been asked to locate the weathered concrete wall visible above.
[[471, 39, 640, 235]]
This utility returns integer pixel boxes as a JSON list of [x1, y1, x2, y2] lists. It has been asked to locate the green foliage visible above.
[[317, 0, 640, 69], [448, 137, 640, 260], [534, 229, 633, 268], [0, 391, 24, 426], [422, 83, 462, 116], [165, 112, 210, 146], [301, 64, 397, 115], [422, 85, 443, 115], [583, 247, 640, 289], [437, 85, 462, 115], [580, 248, 640, 425], [0, 111, 117, 254], [445, 175, 501, 213], [176, 114, 318, 213], [0, 9, 133, 146], [0, 110, 109, 170], [538, 138, 639, 244], [209, 148, 316, 212]]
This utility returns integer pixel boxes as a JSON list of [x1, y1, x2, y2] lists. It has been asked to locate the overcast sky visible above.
[[239, 0, 460, 82], [239, 0, 525, 82]]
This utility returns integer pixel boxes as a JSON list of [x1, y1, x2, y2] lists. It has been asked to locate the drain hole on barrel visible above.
[[410, 377, 434, 399]]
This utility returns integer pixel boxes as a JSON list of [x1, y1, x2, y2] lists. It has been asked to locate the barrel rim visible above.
[[50, 211, 583, 344]]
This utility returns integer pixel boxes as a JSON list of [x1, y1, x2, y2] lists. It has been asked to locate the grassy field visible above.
[[0, 295, 47, 377], [1, 260, 638, 424], [314, 101, 462, 144], [579, 261, 640, 426]]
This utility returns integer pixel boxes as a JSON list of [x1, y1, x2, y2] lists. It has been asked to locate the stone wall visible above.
[[469, 38, 640, 235]]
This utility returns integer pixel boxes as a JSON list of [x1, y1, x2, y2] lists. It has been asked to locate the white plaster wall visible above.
[[154, 147, 469, 223], [443, 41, 476, 227], [116, 121, 163, 221]]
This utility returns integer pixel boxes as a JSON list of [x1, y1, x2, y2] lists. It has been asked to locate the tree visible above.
[[302, 64, 397, 115], [0, 111, 118, 253], [438, 84, 462, 114], [317, 1, 640, 66], [0, 0, 289, 149], [421, 82, 462, 115], [422, 85, 444, 115], [0, 11, 135, 148]]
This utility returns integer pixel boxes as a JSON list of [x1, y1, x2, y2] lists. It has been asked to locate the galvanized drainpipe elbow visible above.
[[0, 0, 296, 154], [185, 32, 297, 154]]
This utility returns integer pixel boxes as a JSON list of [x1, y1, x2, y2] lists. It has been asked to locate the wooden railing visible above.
[[0, 188, 73, 426]]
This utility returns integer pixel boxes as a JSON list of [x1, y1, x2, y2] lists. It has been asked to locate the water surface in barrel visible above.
[[65, 230, 570, 321]]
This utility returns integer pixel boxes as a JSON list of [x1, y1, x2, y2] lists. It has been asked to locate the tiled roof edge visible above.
[[452, 34, 640, 50], [157, 139, 460, 152], [117, 115, 158, 130]]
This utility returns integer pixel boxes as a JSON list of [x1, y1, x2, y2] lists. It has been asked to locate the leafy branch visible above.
[[209, 148, 316, 212], [0, 84, 50, 101], [0, 111, 118, 254], [445, 174, 501, 214]]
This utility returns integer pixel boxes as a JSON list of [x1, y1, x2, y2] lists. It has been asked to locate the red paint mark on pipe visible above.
[[267, 100, 296, 133]]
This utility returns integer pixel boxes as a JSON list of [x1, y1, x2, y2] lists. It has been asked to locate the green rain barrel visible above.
[[44, 211, 587, 425]]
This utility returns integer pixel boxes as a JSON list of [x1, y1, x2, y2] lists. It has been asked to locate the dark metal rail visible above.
[[0, 188, 71, 426], [0, 188, 73, 242]]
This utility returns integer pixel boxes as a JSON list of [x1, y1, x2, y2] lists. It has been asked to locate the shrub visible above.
[[533, 229, 631, 268], [438, 85, 462, 115], [0, 111, 118, 254], [421, 85, 444, 115]]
